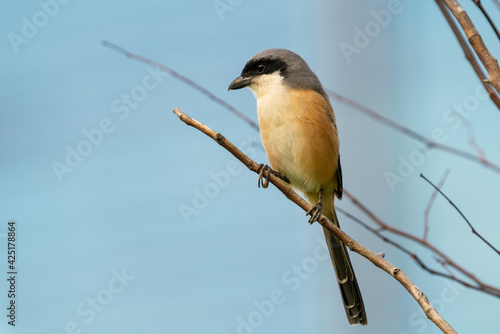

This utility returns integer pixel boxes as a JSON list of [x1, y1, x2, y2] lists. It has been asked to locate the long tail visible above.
[[306, 192, 367, 326]]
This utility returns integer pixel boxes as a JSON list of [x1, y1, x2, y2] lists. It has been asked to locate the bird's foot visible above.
[[306, 202, 323, 224], [257, 164, 272, 188], [306, 190, 323, 224], [257, 164, 289, 189]]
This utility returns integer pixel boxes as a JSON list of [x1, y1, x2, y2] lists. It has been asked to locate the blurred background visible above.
[[1, 0, 500, 333]]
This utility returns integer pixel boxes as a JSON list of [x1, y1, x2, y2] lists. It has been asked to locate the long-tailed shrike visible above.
[[228, 48, 367, 326]]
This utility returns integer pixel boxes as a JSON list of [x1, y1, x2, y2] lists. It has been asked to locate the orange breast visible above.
[[258, 88, 340, 194]]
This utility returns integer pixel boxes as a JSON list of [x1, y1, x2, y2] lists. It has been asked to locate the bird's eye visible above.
[[257, 64, 266, 73]]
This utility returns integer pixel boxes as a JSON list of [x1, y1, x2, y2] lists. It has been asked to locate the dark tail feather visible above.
[[323, 209, 367, 326]]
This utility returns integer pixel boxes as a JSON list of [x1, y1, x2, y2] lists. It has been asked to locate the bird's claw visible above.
[[306, 189, 323, 224], [257, 164, 290, 188], [257, 164, 271, 188], [306, 201, 323, 224]]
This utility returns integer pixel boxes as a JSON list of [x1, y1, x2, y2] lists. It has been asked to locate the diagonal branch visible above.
[[173, 107, 457, 334], [435, 0, 500, 109], [420, 173, 500, 256], [439, 0, 500, 95]]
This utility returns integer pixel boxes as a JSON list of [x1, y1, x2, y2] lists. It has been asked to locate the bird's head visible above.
[[228, 48, 325, 98]]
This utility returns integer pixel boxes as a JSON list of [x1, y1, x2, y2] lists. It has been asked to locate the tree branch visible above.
[[173, 107, 457, 334], [439, 0, 500, 95], [435, 0, 500, 109]]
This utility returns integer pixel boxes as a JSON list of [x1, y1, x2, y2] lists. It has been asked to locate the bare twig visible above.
[[439, 0, 500, 94], [460, 115, 487, 161], [173, 107, 457, 334], [102, 40, 259, 131], [423, 169, 451, 240], [420, 173, 500, 256], [325, 89, 500, 174], [435, 0, 500, 109], [472, 0, 500, 40], [344, 189, 500, 297]]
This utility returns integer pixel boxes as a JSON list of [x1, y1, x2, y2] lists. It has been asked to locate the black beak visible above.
[[228, 76, 253, 91]]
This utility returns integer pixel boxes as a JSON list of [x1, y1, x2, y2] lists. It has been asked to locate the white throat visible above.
[[248, 72, 286, 100], [249, 72, 290, 129]]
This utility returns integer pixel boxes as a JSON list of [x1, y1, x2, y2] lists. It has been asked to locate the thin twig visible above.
[[460, 115, 487, 162], [101, 40, 259, 131], [420, 173, 500, 256], [173, 107, 457, 334], [325, 89, 500, 174], [472, 0, 500, 40], [435, 0, 500, 109], [424, 169, 451, 240]]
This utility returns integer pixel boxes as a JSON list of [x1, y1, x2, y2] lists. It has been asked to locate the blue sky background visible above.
[[1, 0, 500, 333]]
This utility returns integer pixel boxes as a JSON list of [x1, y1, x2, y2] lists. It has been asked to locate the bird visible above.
[[228, 48, 367, 326]]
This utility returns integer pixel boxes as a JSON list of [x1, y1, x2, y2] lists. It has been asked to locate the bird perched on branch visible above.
[[228, 48, 367, 326]]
